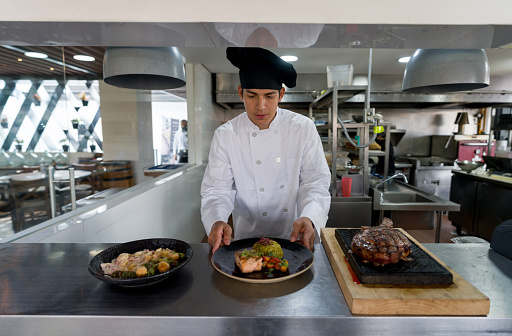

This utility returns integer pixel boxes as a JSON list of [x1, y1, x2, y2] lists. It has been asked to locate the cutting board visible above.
[[321, 228, 490, 316]]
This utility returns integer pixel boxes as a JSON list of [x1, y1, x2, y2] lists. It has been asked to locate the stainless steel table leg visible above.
[[48, 166, 56, 218], [69, 168, 77, 211], [435, 210, 442, 243]]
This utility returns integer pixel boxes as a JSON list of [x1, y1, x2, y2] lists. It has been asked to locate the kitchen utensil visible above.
[[455, 160, 484, 172], [336, 156, 351, 170], [88, 238, 193, 287], [345, 165, 362, 174]]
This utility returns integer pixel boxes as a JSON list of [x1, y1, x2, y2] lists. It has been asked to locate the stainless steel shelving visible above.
[[309, 86, 369, 196], [309, 86, 393, 196]]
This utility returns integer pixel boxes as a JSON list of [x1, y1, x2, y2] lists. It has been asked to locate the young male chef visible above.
[[201, 47, 331, 253]]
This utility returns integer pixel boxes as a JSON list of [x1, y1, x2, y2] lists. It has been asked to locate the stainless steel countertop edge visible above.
[[2, 315, 511, 336]]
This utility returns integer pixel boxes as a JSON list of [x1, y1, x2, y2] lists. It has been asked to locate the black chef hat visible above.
[[226, 47, 297, 90]]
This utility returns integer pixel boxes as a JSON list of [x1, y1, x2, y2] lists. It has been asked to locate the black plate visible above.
[[211, 237, 314, 283], [88, 238, 193, 287], [336, 229, 453, 285]]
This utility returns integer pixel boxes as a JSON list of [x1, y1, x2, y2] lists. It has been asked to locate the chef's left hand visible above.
[[290, 217, 315, 251]]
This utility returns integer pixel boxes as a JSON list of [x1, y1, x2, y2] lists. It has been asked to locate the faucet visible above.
[[375, 173, 409, 191]]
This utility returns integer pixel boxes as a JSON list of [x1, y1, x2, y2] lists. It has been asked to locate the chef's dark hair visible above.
[[226, 47, 297, 90]]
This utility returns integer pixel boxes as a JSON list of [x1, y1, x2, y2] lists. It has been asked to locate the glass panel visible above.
[[0, 46, 69, 238], [151, 91, 187, 165]]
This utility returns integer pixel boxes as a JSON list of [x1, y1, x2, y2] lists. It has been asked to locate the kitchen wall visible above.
[[186, 63, 227, 164], [99, 82, 154, 184], [377, 109, 480, 157]]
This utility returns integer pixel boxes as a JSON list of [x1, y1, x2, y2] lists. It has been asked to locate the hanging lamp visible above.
[[454, 111, 470, 134], [103, 47, 186, 90], [402, 49, 490, 93]]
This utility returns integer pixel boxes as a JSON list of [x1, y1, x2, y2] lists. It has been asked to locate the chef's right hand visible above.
[[209, 221, 232, 253]]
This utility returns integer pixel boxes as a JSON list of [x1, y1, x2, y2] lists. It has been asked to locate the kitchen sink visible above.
[[373, 181, 460, 212], [381, 192, 435, 204], [372, 180, 460, 243]]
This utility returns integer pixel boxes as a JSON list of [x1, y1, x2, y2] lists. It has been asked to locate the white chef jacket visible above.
[[173, 129, 188, 154], [201, 108, 331, 242]]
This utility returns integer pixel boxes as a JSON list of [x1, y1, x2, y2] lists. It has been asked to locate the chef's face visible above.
[[238, 86, 285, 130]]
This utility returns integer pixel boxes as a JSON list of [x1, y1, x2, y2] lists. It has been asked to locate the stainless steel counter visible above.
[[1, 243, 511, 335], [453, 169, 512, 188]]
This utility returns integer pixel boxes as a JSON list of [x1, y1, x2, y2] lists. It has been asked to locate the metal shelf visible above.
[[317, 122, 368, 130], [309, 86, 367, 110], [346, 149, 386, 157]]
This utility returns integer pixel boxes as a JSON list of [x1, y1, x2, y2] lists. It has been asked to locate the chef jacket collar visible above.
[[244, 108, 282, 131]]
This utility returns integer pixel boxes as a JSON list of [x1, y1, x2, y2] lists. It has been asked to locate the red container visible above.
[[341, 177, 352, 197]]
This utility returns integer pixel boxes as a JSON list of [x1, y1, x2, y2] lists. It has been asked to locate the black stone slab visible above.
[[335, 229, 453, 285]]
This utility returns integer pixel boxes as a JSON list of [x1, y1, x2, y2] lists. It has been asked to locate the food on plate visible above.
[[350, 218, 411, 266], [234, 238, 289, 274], [101, 248, 185, 278], [262, 254, 288, 273], [235, 248, 289, 274], [235, 249, 263, 273], [252, 237, 284, 259]]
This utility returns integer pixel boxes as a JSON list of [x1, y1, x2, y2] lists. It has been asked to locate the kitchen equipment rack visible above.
[[309, 85, 390, 196]]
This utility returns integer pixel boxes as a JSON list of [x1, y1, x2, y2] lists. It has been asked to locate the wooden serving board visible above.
[[321, 228, 490, 316], [336, 229, 453, 284]]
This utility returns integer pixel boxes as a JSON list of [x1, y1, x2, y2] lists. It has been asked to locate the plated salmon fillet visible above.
[[235, 249, 263, 273]]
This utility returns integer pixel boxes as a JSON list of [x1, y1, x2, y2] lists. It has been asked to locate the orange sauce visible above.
[[343, 256, 360, 284]]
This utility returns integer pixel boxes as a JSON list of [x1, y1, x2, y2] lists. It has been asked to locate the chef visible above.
[[173, 119, 188, 163], [201, 47, 331, 253]]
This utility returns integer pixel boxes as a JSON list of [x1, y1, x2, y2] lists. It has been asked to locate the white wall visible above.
[[99, 81, 154, 184], [186, 63, 225, 164], [2, 0, 512, 25]]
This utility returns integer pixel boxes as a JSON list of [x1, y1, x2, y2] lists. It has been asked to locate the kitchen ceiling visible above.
[[180, 47, 512, 77], [0, 46, 104, 79], [2, 22, 512, 108], [2, 46, 512, 80]]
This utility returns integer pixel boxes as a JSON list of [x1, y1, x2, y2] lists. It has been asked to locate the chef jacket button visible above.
[[274, 130, 278, 134], [260, 188, 264, 192], [252, 132, 257, 137], [284, 208, 288, 213], [276, 157, 281, 163], [280, 185, 284, 189], [256, 160, 261, 165], [263, 212, 267, 216]]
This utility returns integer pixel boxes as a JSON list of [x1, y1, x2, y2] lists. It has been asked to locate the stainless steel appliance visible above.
[[397, 135, 457, 201], [412, 158, 455, 201]]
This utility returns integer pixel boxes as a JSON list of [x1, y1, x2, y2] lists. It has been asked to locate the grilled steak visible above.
[[350, 218, 411, 266]]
